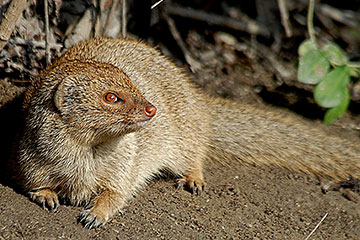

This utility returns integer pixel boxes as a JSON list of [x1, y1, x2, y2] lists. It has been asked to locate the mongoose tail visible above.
[[208, 97, 360, 180]]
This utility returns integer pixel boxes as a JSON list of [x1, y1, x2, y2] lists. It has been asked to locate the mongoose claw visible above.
[[177, 176, 205, 195], [29, 189, 59, 212], [79, 209, 107, 229]]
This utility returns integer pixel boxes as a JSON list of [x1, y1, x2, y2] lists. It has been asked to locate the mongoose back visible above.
[[13, 37, 360, 228]]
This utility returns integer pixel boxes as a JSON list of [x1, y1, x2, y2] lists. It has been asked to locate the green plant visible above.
[[297, 0, 360, 124]]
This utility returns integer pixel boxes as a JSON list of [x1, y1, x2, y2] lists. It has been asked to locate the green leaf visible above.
[[347, 62, 360, 77], [314, 66, 350, 108], [323, 89, 350, 125], [298, 50, 330, 84], [349, 67, 360, 78], [298, 39, 318, 56], [322, 42, 348, 66]]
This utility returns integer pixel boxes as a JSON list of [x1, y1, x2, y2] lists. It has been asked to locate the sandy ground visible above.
[[0, 148, 359, 239]]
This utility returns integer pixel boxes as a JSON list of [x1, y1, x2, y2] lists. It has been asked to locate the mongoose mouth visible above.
[[127, 118, 152, 130], [135, 120, 149, 128]]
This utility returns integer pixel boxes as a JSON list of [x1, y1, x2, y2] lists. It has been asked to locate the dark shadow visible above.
[[0, 94, 25, 188], [258, 84, 360, 123], [257, 84, 325, 120]]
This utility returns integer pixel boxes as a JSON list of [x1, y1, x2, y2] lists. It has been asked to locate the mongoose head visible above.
[[45, 60, 156, 144]]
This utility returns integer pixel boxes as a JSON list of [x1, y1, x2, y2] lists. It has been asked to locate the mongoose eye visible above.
[[104, 92, 120, 103]]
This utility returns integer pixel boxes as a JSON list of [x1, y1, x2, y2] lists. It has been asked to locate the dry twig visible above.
[[13, 37, 63, 50], [121, 0, 127, 37], [44, 0, 51, 65], [164, 14, 201, 72], [304, 213, 328, 240], [151, 0, 164, 9], [277, 0, 292, 37], [317, 4, 359, 28], [0, 0, 27, 51], [103, 0, 119, 36], [166, 5, 270, 37], [253, 42, 296, 83], [296, 0, 360, 29]]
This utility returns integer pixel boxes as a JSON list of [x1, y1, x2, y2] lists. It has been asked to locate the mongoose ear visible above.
[[53, 75, 86, 117], [54, 79, 67, 114], [54, 75, 79, 116]]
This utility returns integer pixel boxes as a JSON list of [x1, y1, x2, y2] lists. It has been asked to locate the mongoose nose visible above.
[[145, 105, 157, 117]]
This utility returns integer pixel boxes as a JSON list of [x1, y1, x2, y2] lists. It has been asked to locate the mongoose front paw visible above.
[[29, 188, 60, 211], [79, 209, 108, 229], [177, 175, 205, 195]]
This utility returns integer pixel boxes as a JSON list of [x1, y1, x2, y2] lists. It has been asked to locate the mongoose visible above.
[[12, 37, 360, 229]]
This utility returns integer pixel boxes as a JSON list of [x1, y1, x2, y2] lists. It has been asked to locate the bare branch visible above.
[[277, 0, 292, 37], [166, 5, 270, 37], [44, 0, 51, 65], [103, 0, 119, 36], [121, 0, 127, 37], [0, 0, 27, 51]]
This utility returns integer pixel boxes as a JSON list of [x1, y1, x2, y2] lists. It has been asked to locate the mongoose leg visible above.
[[29, 188, 60, 211], [177, 168, 205, 195], [79, 190, 124, 229]]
